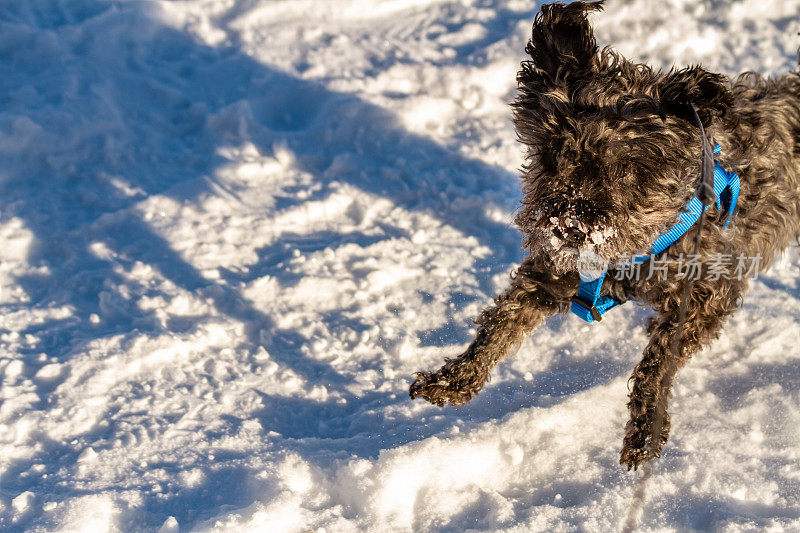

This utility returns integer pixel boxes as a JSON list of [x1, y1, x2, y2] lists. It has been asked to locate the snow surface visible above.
[[0, 0, 799, 531]]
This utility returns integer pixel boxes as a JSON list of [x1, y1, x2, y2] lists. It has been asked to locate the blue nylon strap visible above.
[[723, 172, 740, 228], [570, 143, 740, 322], [712, 142, 740, 227], [571, 274, 620, 321]]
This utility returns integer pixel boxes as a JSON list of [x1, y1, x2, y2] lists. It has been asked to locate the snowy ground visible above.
[[1, 0, 799, 531]]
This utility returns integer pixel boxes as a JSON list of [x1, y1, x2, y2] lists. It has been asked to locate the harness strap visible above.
[[572, 276, 619, 322], [570, 143, 740, 322], [713, 143, 740, 228]]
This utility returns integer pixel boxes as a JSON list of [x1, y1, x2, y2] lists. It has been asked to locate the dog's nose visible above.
[[555, 226, 586, 245], [564, 227, 585, 242], [552, 226, 586, 246]]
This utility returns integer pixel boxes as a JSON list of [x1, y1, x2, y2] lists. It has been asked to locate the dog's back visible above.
[[720, 72, 800, 263]]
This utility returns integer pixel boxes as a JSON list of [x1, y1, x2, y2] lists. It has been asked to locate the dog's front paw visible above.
[[619, 412, 670, 470], [409, 370, 478, 407], [620, 441, 656, 471]]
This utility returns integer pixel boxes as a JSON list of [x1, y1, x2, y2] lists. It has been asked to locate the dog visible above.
[[409, 0, 800, 470]]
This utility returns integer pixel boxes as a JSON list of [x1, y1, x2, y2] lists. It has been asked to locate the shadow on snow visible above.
[[0, 1, 633, 530]]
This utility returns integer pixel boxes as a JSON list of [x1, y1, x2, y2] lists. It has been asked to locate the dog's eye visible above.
[[541, 155, 557, 173], [614, 162, 635, 181], [534, 137, 564, 174]]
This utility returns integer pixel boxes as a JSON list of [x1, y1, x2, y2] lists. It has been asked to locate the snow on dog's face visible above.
[[512, 1, 732, 274]]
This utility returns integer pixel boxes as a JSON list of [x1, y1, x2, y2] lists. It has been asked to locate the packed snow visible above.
[[1, 0, 799, 531]]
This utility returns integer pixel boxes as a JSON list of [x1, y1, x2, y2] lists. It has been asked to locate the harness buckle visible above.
[[572, 294, 603, 321]]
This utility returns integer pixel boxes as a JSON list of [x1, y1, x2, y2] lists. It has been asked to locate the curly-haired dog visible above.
[[410, 0, 800, 469]]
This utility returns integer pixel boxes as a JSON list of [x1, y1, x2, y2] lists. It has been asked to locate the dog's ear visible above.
[[523, 1, 604, 82], [660, 66, 733, 127]]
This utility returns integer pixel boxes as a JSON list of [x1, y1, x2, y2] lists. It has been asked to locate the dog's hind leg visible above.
[[409, 255, 577, 406], [620, 276, 746, 469]]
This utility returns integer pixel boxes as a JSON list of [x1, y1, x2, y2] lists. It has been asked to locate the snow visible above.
[[0, 0, 798, 531]]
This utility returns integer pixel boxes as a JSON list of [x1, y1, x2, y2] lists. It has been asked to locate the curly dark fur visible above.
[[410, 0, 800, 470]]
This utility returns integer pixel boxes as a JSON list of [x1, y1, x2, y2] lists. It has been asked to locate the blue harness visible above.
[[571, 143, 740, 322]]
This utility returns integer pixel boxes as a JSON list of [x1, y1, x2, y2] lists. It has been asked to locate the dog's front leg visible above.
[[410, 256, 577, 406], [620, 277, 745, 470]]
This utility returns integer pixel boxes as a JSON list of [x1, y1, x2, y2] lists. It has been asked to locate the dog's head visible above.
[[513, 0, 733, 274]]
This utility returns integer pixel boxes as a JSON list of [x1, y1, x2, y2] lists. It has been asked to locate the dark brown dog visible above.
[[410, 0, 800, 469]]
